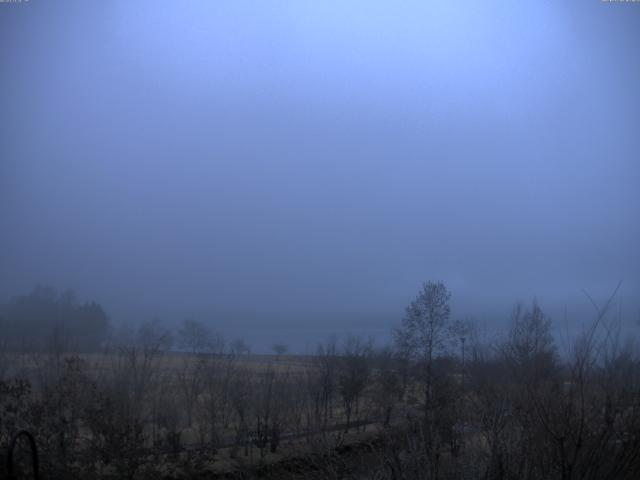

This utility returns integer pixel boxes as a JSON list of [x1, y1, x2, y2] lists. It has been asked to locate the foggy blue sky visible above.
[[1, 1, 639, 350]]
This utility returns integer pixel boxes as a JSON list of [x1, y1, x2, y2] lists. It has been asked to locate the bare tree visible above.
[[176, 355, 206, 428], [338, 335, 372, 432], [230, 338, 251, 357], [272, 343, 289, 358], [373, 346, 404, 427], [314, 337, 339, 430], [502, 299, 558, 383], [175, 318, 221, 429], [229, 366, 253, 458], [394, 281, 451, 418], [177, 318, 216, 354]]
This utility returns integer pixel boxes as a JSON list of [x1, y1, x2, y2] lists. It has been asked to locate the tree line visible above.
[[0, 281, 639, 479], [0, 286, 109, 351]]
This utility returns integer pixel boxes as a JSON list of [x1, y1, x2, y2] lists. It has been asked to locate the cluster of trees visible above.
[[0, 286, 109, 351], [0, 318, 396, 479], [373, 281, 640, 480], [1, 281, 639, 479]]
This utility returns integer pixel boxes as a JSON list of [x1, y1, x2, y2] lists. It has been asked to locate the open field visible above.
[[1, 342, 419, 478], [1, 283, 639, 479], [3, 312, 640, 480]]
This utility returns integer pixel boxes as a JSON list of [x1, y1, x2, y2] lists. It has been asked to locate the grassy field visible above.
[[1, 346, 416, 478]]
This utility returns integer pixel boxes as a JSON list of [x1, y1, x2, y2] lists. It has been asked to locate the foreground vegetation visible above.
[[1, 282, 639, 479]]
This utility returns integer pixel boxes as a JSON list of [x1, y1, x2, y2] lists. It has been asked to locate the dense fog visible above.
[[2, 3, 640, 480], [1, 1, 639, 351]]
